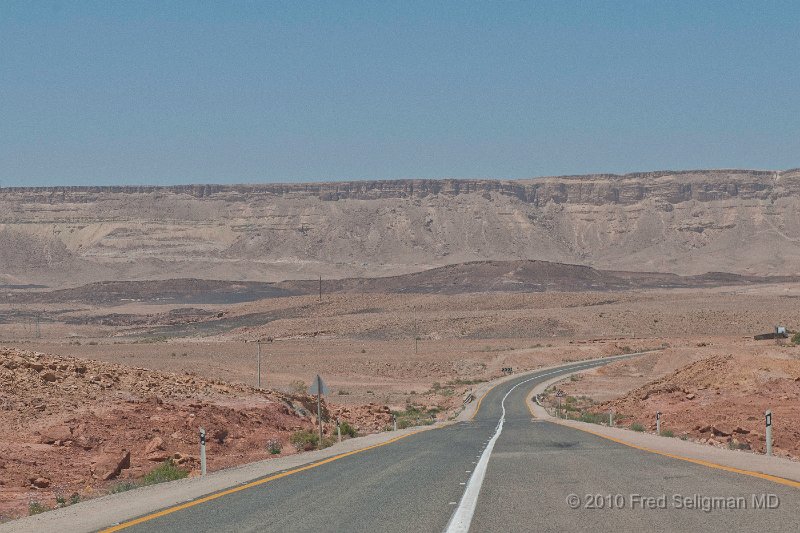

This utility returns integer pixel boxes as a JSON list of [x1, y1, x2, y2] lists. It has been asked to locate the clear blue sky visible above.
[[1, 1, 798, 187]]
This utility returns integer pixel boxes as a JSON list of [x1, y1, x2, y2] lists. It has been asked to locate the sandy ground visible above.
[[2, 283, 800, 520]]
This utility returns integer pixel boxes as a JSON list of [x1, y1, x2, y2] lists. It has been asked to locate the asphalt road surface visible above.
[[119, 359, 798, 533]]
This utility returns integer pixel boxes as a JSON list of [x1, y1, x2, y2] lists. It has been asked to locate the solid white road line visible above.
[[443, 355, 636, 533], [444, 369, 559, 533]]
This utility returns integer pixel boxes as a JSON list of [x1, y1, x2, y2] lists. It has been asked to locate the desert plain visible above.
[[2, 171, 800, 520]]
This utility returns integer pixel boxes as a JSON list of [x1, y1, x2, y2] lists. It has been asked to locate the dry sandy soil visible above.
[[2, 266, 800, 520]]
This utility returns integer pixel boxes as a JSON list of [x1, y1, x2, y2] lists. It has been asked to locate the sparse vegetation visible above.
[[266, 439, 282, 454], [392, 405, 438, 429], [28, 501, 50, 516], [792, 332, 800, 345], [446, 378, 487, 386], [290, 429, 319, 451], [289, 380, 307, 394], [142, 459, 189, 485], [578, 411, 606, 425], [630, 423, 645, 432], [110, 481, 139, 494], [661, 429, 674, 438], [290, 429, 335, 451], [338, 420, 358, 438]]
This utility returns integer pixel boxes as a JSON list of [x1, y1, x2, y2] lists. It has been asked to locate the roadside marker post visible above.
[[609, 410, 614, 427], [199, 428, 207, 476], [766, 410, 773, 456], [656, 411, 661, 435], [393, 414, 397, 432], [308, 375, 329, 449], [336, 419, 342, 443]]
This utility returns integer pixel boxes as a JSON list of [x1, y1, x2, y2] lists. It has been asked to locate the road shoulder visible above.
[[527, 373, 800, 487]]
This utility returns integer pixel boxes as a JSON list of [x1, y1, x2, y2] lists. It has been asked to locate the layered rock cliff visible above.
[[2, 169, 799, 287]]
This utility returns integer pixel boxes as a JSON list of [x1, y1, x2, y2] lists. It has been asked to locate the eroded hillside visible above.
[[3, 169, 800, 287]]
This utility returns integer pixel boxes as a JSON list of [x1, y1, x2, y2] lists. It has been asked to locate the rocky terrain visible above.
[[550, 343, 800, 459], [3, 169, 800, 288], [0, 347, 395, 520], [597, 352, 800, 457]]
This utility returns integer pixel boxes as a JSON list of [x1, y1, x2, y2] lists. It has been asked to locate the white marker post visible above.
[[336, 419, 342, 443], [393, 414, 397, 432], [765, 410, 773, 456], [609, 410, 614, 427], [656, 411, 661, 435], [199, 427, 207, 476]]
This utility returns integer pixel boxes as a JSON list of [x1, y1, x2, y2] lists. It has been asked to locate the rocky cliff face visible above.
[[2, 169, 800, 287]]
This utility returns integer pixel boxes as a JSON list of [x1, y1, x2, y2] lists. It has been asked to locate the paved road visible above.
[[121, 359, 798, 532]]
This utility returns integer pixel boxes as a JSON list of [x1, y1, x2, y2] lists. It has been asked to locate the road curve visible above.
[[111, 359, 798, 533]]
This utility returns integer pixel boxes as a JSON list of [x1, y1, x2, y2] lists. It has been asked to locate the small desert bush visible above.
[[266, 439, 282, 455], [578, 411, 606, 425], [661, 429, 675, 438], [28, 501, 50, 516], [110, 481, 139, 494], [630, 423, 645, 432], [289, 380, 307, 394], [142, 459, 188, 485], [792, 332, 800, 345], [338, 420, 357, 438], [291, 429, 327, 451]]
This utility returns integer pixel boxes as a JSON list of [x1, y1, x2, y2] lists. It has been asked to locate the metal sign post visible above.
[[555, 390, 566, 419], [308, 375, 329, 449], [656, 411, 661, 435], [765, 410, 773, 456]]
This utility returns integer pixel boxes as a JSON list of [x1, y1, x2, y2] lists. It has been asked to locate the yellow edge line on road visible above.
[[101, 431, 421, 532], [470, 382, 499, 420], [526, 397, 800, 490]]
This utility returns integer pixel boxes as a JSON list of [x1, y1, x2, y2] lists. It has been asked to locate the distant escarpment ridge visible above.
[[3, 168, 800, 206], [2, 168, 800, 287]]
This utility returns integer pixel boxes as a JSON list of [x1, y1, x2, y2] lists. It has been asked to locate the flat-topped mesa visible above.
[[2, 168, 799, 206]]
